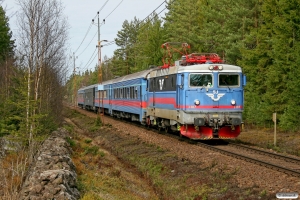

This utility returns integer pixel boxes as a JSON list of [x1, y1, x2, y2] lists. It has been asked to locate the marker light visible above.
[[194, 100, 200, 106], [231, 99, 236, 106], [208, 65, 223, 70]]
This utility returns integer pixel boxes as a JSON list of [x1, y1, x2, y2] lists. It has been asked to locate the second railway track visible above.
[[196, 141, 300, 178], [120, 116, 300, 178]]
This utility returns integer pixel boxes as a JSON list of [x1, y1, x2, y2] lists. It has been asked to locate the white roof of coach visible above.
[[112, 68, 154, 83]]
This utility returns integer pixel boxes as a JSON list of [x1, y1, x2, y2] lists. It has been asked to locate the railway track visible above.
[[123, 118, 300, 178], [72, 107, 300, 178], [228, 142, 300, 164], [196, 141, 300, 178], [126, 120, 300, 178]]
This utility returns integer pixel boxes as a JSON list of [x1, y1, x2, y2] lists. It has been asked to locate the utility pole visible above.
[[93, 12, 107, 122], [72, 52, 78, 107]]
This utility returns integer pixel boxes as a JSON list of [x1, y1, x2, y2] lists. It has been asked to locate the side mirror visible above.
[[177, 74, 184, 88]]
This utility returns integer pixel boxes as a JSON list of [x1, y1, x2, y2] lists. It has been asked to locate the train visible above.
[[77, 43, 246, 140]]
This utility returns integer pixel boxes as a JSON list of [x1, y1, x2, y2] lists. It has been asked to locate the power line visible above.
[[92, 0, 110, 21], [77, 30, 98, 57], [79, 0, 167, 72], [73, 23, 93, 54], [103, 0, 123, 20], [74, 0, 110, 55], [82, 48, 97, 71], [81, 0, 122, 69]]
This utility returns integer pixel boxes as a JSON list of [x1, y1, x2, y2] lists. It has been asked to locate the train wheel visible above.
[[158, 126, 162, 132]]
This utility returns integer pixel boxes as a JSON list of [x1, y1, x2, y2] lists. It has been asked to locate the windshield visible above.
[[190, 74, 212, 87], [219, 74, 239, 87]]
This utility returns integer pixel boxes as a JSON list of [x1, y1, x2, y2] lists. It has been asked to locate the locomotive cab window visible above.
[[189, 74, 212, 87], [219, 74, 239, 87]]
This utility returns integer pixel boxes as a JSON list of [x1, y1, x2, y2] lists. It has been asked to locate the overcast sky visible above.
[[3, 0, 168, 74]]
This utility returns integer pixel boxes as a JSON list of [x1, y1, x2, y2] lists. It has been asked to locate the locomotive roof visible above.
[[177, 63, 243, 73]]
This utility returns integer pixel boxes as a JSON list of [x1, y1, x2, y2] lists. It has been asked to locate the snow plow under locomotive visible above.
[[77, 43, 246, 140]]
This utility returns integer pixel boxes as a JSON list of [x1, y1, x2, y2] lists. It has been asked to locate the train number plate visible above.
[[212, 114, 219, 118]]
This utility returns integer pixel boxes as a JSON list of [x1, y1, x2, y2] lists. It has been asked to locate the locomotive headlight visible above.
[[218, 65, 223, 70], [231, 99, 236, 105], [194, 100, 200, 106], [209, 65, 214, 70]]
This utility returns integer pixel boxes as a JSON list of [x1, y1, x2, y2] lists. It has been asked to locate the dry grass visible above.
[[66, 124, 159, 200], [235, 126, 300, 156], [0, 150, 28, 200]]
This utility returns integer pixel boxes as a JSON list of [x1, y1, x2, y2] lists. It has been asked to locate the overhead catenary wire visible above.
[[136, 1, 166, 27]]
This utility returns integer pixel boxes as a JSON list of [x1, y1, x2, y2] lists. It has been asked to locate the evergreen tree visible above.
[[113, 18, 140, 76], [263, 0, 300, 130], [163, 0, 203, 54], [0, 6, 14, 61], [133, 14, 165, 71]]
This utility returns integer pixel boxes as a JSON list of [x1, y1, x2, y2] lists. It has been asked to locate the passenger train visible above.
[[77, 43, 246, 139]]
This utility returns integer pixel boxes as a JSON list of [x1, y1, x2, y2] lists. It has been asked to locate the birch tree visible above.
[[16, 0, 69, 150]]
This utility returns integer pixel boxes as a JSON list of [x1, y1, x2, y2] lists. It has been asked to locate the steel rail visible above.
[[228, 142, 300, 164], [196, 142, 300, 178]]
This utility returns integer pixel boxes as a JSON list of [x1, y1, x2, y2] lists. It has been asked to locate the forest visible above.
[[1, 0, 300, 146], [67, 0, 300, 131]]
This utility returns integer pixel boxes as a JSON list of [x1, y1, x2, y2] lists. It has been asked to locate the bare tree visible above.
[[16, 0, 69, 154]]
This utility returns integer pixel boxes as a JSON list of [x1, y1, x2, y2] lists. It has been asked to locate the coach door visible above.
[[176, 74, 183, 109], [109, 85, 112, 113], [148, 77, 156, 108]]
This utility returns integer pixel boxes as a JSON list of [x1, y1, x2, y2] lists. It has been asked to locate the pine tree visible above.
[[0, 6, 14, 61], [113, 18, 140, 76], [133, 14, 165, 71], [263, 0, 300, 130], [163, 0, 203, 54]]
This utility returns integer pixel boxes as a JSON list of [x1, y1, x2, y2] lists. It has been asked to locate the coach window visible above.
[[190, 74, 212, 87], [134, 87, 138, 99], [126, 88, 129, 99]]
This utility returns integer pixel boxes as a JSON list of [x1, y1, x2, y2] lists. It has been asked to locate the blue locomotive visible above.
[[77, 44, 246, 139]]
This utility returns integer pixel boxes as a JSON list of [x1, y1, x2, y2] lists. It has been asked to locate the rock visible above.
[[18, 128, 80, 200]]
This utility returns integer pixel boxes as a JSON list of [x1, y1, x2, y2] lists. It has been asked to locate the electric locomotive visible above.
[[146, 43, 246, 139]]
